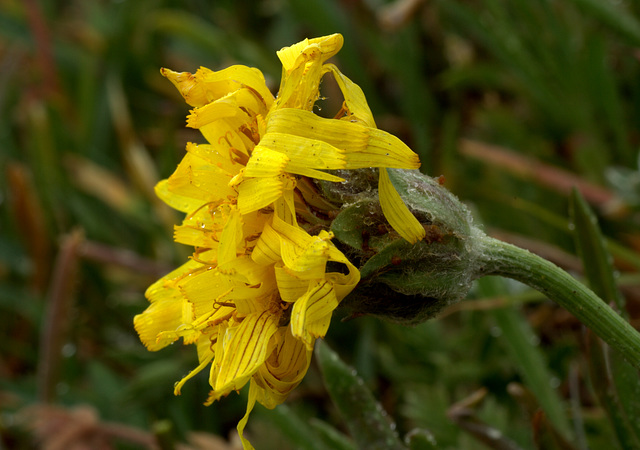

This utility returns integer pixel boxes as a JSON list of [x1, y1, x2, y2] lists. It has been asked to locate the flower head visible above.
[[134, 33, 423, 448]]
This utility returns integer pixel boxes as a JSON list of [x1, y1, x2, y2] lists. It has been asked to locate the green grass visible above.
[[2, 0, 640, 448]]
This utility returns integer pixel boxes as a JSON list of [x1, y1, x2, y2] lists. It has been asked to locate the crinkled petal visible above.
[[178, 269, 234, 318], [379, 168, 426, 244], [217, 255, 271, 286]]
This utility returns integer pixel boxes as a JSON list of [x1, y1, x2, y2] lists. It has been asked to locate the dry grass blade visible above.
[[459, 139, 619, 213], [37, 229, 83, 404]]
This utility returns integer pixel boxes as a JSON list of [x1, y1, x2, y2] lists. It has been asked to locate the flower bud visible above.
[[329, 168, 483, 324]]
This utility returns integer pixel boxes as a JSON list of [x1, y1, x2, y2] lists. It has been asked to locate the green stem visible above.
[[477, 236, 640, 370]]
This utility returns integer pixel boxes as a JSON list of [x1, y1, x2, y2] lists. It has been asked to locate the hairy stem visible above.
[[477, 236, 640, 370]]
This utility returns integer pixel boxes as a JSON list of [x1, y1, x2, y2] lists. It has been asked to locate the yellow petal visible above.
[[196, 331, 217, 364], [237, 176, 283, 214], [185, 142, 240, 175], [256, 132, 347, 183], [274, 189, 298, 226], [186, 88, 263, 130], [217, 207, 243, 265], [259, 132, 347, 169], [237, 380, 258, 450], [324, 63, 376, 128], [266, 109, 420, 169], [251, 221, 282, 266], [145, 258, 202, 301], [327, 259, 361, 302], [290, 281, 338, 349], [243, 146, 290, 178], [274, 263, 312, 302], [280, 236, 330, 278], [252, 328, 312, 408], [217, 254, 271, 286], [179, 269, 234, 318], [195, 118, 252, 160], [160, 68, 210, 107], [161, 65, 274, 110], [173, 203, 226, 249], [154, 179, 202, 213], [276, 34, 344, 73], [133, 298, 184, 351], [167, 152, 235, 203], [241, 209, 273, 248], [274, 35, 343, 111], [173, 223, 219, 249], [174, 349, 214, 395], [212, 311, 279, 394], [379, 168, 426, 244], [274, 53, 322, 111], [195, 65, 274, 110]]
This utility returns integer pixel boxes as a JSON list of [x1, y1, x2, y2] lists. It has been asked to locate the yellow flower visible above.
[[134, 33, 423, 448]]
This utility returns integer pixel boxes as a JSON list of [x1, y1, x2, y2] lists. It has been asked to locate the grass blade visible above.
[[569, 188, 640, 449]]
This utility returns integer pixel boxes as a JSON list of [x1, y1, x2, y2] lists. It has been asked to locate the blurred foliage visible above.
[[2, 0, 640, 448]]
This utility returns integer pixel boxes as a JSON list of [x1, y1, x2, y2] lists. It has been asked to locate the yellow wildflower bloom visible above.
[[134, 33, 423, 448]]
